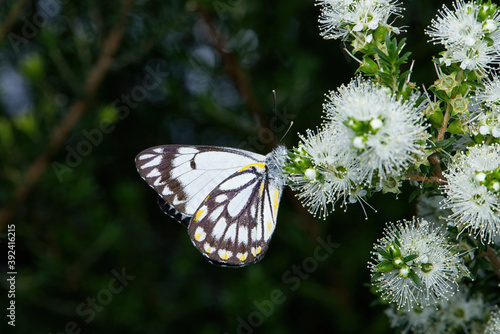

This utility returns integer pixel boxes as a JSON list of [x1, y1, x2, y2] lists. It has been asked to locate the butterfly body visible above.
[[135, 145, 287, 267]]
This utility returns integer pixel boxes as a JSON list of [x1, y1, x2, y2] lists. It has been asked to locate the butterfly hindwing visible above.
[[188, 162, 283, 266]]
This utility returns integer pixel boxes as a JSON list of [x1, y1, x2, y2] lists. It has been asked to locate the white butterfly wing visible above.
[[135, 145, 266, 225], [188, 162, 284, 266]]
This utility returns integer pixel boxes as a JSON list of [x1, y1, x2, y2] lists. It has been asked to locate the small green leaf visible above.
[[434, 137, 458, 149], [393, 237, 401, 248], [376, 261, 395, 273], [410, 271, 423, 287], [403, 254, 419, 263], [376, 247, 391, 259], [447, 119, 463, 134], [358, 55, 379, 75], [434, 89, 451, 102], [409, 187, 423, 203]]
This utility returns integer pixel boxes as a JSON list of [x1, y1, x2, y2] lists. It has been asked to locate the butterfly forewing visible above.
[[135, 145, 266, 221]]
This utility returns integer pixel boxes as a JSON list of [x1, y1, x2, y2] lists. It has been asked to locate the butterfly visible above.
[[135, 145, 288, 267]]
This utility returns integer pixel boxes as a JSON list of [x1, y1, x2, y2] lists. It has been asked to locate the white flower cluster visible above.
[[286, 77, 427, 217], [426, 0, 500, 72], [288, 128, 367, 217], [324, 77, 428, 183], [309, 0, 500, 325], [316, 0, 402, 48], [441, 143, 500, 244], [369, 218, 470, 310], [385, 288, 487, 333]]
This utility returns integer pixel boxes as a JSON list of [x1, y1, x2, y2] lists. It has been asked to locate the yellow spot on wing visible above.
[[204, 243, 214, 253], [237, 253, 247, 261], [194, 227, 206, 241], [267, 221, 273, 231], [220, 251, 229, 260], [259, 182, 265, 196], [194, 208, 206, 222], [238, 162, 265, 172], [252, 246, 261, 256], [272, 188, 280, 213]]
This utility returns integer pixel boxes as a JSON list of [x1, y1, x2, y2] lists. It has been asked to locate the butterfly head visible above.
[[267, 145, 288, 185]]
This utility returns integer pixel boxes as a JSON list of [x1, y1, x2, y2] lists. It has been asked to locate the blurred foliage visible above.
[[0, 0, 449, 333]]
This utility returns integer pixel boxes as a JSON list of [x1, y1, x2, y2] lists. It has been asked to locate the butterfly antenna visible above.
[[272, 90, 293, 145], [280, 121, 294, 144], [272, 90, 278, 145], [272, 89, 277, 113]]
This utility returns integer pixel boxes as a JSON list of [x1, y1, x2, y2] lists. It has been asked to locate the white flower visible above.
[[323, 77, 428, 185], [287, 83, 425, 216], [476, 74, 500, 112], [426, 0, 500, 72], [441, 144, 500, 244], [440, 289, 485, 332], [369, 218, 469, 310], [287, 128, 364, 218], [427, 1, 486, 47], [316, 0, 402, 41], [485, 308, 500, 334], [292, 175, 333, 218], [469, 75, 500, 136], [452, 41, 500, 71], [385, 288, 487, 333], [475, 112, 500, 138], [385, 305, 436, 334]]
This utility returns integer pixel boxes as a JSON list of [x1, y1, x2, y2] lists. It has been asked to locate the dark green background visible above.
[[0, 1, 449, 333]]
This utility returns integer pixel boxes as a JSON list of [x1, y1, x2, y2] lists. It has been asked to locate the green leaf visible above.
[[393, 237, 402, 248], [403, 254, 419, 263], [409, 271, 423, 287], [376, 247, 391, 259], [376, 261, 395, 273], [434, 89, 451, 102], [447, 119, 463, 134], [373, 47, 392, 66], [408, 187, 423, 203], [358, 55, 379, 75], [434, 137, 458, 149]]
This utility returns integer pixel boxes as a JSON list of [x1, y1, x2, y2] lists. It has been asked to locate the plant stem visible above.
[[404, 173, 446, 185], [437, 103, 451, 142]]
